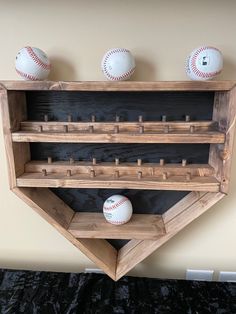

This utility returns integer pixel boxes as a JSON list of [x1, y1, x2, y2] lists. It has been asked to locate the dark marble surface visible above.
[[0, 269, 235, 314]]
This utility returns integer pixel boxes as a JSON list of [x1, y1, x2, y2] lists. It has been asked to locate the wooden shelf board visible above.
[[25, 161, 215, 177], [68, 213, 165, 240], [20, 121, 217, 133], [16, 173, 220, 192], [12, 131, 225, 144], [1, 80, 236, 91]]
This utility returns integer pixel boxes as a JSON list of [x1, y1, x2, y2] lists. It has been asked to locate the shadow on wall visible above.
[[130, 56, 157, 81], [222, 57, 236, 80], [48, 57, 77, 81]]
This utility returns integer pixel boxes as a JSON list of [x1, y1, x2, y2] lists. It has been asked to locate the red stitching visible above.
[[190, 46, 222, 79], [15, 68, 38, 81], [105, 219, 128, 225], [102, 48, 135, 80], [26, 47, 51, 70], [103, 197, 129, 211]]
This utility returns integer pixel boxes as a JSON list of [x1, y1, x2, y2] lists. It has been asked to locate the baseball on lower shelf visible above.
[[103, 195, 133, 225], [15, 46, 51, 81], [101, 48, 136, 81], [185, 46, 223, 81]]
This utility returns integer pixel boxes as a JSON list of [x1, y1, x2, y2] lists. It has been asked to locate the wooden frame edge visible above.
[[115, 191, 225, 280], [12, 187, 117, 280]]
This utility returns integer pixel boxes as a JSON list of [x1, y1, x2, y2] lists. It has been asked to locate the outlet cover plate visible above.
[[218, 271, 236, 282], [186, 269, 214, 281]]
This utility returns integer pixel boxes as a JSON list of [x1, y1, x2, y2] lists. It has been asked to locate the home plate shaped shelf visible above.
[[1, 80, 236, 281]]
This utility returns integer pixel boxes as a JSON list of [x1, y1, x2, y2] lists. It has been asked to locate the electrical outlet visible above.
[[218, 271, 236, 282], [84, 268, 105, 274], [186, 269, 214, 281]]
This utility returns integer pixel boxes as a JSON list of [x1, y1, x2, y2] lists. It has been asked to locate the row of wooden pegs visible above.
[[43, 114, 192, 123], [39, 114, 195, 134], [46, 157, 188, 166], [41, 168, 192, 181], [41, 157, 192, 180]]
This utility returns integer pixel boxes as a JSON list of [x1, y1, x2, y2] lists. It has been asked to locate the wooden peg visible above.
[[139, 126, 144, 134], [67, 114, 72, 122], [160, 159, 165, 166], [115, 115, 120, 122], [92, 158, 96, 165], [115, 158, 119, 165], [44, 114, 48, 122], [69, 157, 74, 164], [47, 157, 52, 164], [190, 125, 195, 133], [185, 115, 190, 122], [42, 169, 47, 176], [162, 115, 167, 122], [114, 125, 119, 133], [114, 170, 119, 179], [138, 115, 143, 123], [162, 172, 167, 180], [220, 148, 230, 161], [38, 125, 43, 132], [186, 172, 191, 181], [90, 170, 95, 178], [164, 125, 169, 133], [137, 159, 142, 166], [138, 171, 142, 179], [182, 159, 187, 167], [89, 125, 94, 133], [63, 125, 68, 133], [91, 115, 96, 122], [66, 170, 72, 177]]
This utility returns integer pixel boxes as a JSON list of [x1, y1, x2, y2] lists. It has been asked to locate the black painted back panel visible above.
[[26, 91, 214, 122], [26, 91, 214, 249]]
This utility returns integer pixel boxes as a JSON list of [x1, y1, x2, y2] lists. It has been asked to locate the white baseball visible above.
[[101, 48, 136, 81], [103, 195, 133, 225], [15, 46, 51, 81], [186, 46, 223, 81]]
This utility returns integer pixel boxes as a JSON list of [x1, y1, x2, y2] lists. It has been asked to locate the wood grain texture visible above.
[[0, 80, 235, 91], [68, 213, 165, 240], [0, 91, 30, 188], [21, 121, 217, 133], [12, 130, 225, 144], [209, 88, 236, 193], [26, 90, 214, 122], [16, 173, 220, 192], [24, 161, 215, 177], [50, 188, 189, 215], [12, 187, 117, 280], [162, 191, 206, 223], [29, 143, 210, 165], [116, 192, 225, 280]]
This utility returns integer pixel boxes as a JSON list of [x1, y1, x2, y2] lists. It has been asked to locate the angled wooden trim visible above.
[[0, 80, 236, 91], [162, 191, 206, 224], [13, 187, 117, 280], [116, 192, 225, 281]]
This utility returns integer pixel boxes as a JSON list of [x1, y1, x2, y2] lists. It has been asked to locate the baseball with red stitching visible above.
[[186, 46, 223, 81], [101, 48, 136, 81], [103, 195, 133, 225], [15, 46, 51, 81]]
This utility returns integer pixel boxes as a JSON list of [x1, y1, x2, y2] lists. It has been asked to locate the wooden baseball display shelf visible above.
[[1, 81, 236, 281]]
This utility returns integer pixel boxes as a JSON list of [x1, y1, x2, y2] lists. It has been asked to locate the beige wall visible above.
[[0, 0, 236, 280]]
